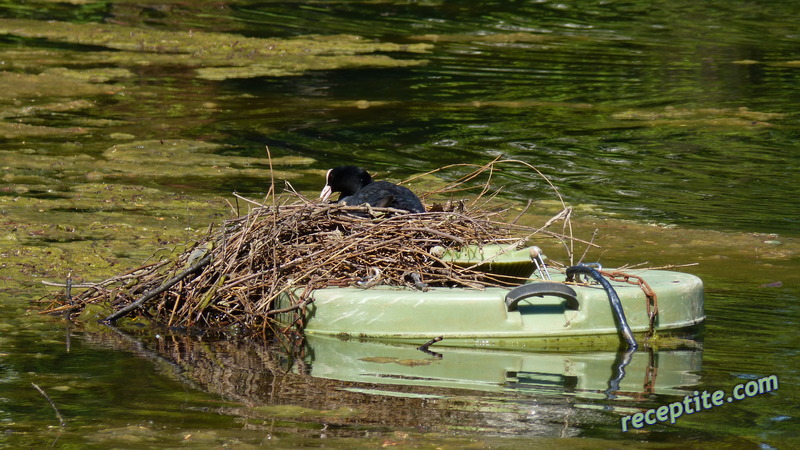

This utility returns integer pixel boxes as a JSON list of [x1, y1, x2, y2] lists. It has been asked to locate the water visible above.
[[1, 0, 798, 447]]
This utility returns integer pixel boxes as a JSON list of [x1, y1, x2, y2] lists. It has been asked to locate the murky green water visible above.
[[1, 1, 798, 448]]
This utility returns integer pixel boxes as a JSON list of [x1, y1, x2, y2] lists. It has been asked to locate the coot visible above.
[[319, 166, 425, 213]]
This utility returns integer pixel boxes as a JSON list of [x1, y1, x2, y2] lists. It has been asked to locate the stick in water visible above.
[[103, 253, 213, 324], [417, 336, 444, 358], [32, 383, 66, 427]]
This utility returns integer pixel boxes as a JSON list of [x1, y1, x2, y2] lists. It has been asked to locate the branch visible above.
[[32, 383, 66, 428], [102, 254, 212, 324]]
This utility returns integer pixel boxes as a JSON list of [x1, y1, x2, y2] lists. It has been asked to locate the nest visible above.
[[41, 160, 579, 340]]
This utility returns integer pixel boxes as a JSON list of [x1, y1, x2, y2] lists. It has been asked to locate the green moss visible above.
[[196, 54, 427, 80], [0, 71, 121, 137], [98, 139, 315, 180], [0, 99, 96, 120], [0, 181, 229, 298], [611, 106, 786, 128], [42, 67, 134, 83], [0, 121, 91, 138], [0, 18, 432, 80], [0, 71, 120, 98], [412, 32, 554, 44], [0, 139, 316, 184]]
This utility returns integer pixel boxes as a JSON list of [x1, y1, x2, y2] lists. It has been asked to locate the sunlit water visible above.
[[1, 1, 798, 448]]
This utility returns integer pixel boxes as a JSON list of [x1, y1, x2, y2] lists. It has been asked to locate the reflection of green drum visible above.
[[303, 335, 703, 398], [276, 245, 704, 350]]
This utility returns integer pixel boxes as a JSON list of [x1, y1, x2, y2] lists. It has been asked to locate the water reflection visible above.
[[303, 335, 702, 402], [80, 327, 702, 438]]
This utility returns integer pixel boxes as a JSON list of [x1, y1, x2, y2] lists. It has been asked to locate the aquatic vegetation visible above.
[[99, 139, 315, 181], [324, 98, 595, 113], [0, 18, 432, 80], [733, 59, 800, 68], [611, 106, 786, 128], [0, 181, 227, 296], [411, 32, 554, 44], [0, 71, 119, 98], [0, 71, 121, 137], [458, 99, 594, 110], [0, 139, 315, 186], [1, 99, 96, 119], [0, 122, 90, 139], [42, 67, 134, 83], [195, 54, 424, 80], [0, 98, 99, 139]]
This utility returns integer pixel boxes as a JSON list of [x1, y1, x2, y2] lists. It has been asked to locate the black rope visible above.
[[566, 265, 638, 350]]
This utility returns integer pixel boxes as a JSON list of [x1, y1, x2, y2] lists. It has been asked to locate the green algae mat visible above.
[[0, 18, 431, 80]]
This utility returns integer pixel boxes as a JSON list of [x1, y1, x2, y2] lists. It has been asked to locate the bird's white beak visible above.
[[320, 184, 333, 202]]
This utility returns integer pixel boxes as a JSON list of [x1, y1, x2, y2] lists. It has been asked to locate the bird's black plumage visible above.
[[319, 166, 425, 214]]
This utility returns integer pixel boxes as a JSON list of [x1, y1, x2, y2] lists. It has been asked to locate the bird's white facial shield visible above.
[[319, 169, 333, 201]]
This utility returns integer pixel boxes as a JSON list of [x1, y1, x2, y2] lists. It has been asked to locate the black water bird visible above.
[[319, 166, 425, 213]]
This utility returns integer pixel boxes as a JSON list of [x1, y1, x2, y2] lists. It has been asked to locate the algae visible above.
[[411, 32, 555, 44], [196, 54, 426, 81], [0, 133, 316, 296], [0, 71, 121, 137], [0, 99, 95, 119], [0, 139, 316, 185], [611, 106, 786, 128], [97, 139, 315, 181], [0, 182, 226, 294], [0, 71, 120, 98], [42, 67, 134, 83], [0, 18, 432, 80], [733, 59, 800, 68], [0, 121, 90, 138], [325, 98, 595, 111], [612, 106, 785, 122], [460, 99, 594, 110]]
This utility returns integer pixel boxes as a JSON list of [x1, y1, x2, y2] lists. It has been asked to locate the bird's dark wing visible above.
[[344, 181, 424, 213]]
